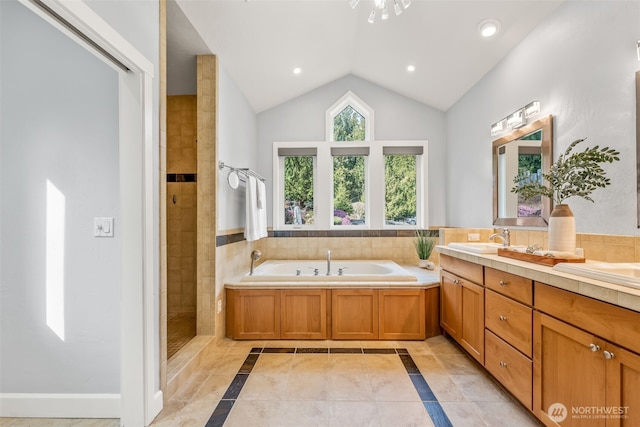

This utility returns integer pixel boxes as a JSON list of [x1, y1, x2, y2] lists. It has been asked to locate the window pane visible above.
[[384, 155, 417, 225], [333, 105, 365, 141], [333, 156, 365, 226], [284, 156, 314, 225]]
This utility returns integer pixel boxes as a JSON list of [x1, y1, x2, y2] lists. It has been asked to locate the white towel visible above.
[[244, 176, 260, 242], [257, 179, 268, 238]]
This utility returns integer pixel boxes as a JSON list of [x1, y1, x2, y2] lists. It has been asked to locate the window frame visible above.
[[273, 140, 428, 230], [326, 91, 374, 142]]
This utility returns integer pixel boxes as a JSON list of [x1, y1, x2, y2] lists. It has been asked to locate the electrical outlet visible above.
[[217, 299, 222, 314], [468, 233, 480, 241]]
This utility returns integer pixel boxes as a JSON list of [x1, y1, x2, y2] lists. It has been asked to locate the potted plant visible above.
[[512, 138, 619, 252], [414, 229, 436, 269]]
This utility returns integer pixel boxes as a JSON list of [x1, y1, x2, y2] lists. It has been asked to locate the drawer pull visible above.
[[499, 315, 507, 321], [499, 361, 508, 368], [603, 351, 615, 360], [499, 280, 508, 286], [589, 343, 601, 352], [453, 279, 461, 285]]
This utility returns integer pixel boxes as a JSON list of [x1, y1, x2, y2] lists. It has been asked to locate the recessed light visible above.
[[292, 66, 302, 75], [478, 18, 501, 38], [407, 64, 416, 72]]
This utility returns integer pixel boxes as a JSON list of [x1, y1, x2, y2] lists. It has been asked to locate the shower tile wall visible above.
[[167, 95, 197, 357]]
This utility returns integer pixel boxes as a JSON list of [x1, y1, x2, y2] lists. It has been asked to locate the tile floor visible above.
[[167, 312, 197, 359], [0, 335, 542, 427]]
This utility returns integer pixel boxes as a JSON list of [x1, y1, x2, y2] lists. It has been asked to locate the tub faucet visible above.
[[489, 228, 511, 247], [326, 250, 331, 276]]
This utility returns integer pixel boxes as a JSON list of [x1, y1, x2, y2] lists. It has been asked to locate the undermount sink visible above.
[[447, 242, 506, 254], [553, 262, 640, 289]]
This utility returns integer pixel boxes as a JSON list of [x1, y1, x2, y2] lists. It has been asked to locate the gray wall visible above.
[[218, 62, 259, 232], [257, 74, 447, 227], [0, 1, 120, 393], [446, 0, 640, 235]]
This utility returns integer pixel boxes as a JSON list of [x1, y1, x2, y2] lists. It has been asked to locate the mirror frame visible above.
[[493, 115, 553, 227], [636, 71, 639, 228]]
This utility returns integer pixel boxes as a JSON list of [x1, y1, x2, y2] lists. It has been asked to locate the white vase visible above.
[[548, 204, 576, 253], [419, 259, 435, 270]]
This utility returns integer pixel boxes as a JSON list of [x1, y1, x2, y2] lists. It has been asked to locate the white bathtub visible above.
[[241, 260, 418, 282]]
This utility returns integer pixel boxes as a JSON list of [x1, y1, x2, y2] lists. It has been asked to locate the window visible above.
[[273, 92, 427, 230]]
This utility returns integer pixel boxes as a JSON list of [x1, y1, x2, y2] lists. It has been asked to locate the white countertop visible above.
[[437, 245, 640, 313]]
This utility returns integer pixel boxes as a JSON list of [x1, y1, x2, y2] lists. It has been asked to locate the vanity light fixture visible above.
[[352, 0, 410, 23], [490, 100, 542, 136]]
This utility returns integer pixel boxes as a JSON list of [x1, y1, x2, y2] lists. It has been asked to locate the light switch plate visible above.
[[94, 217, 114, 237]]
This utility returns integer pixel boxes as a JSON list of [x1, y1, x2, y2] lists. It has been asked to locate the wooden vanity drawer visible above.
[[485, 330, 532, 410], [485, 267, 533, 305], [485, 289, 532, 357], [440, 254, 483, 284]]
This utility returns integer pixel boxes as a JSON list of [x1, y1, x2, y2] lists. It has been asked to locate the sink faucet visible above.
[[489, 228, 511, 247], [327, 249, 331, 276]]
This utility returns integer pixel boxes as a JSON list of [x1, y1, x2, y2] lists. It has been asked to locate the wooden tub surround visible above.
[[437, 245, 640, 427], [225, 266, 441, 341]]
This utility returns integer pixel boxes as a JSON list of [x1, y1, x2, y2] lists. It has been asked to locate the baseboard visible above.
[[149, 390, 163, 423], [0, 393, 120, 418]]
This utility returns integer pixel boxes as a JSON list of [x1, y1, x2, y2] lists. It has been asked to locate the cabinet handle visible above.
[[499, 315, 507, 321], [589, 343, 601, 352], [603, 350, 615, 360], [499, 280, 508, 286], [453, 279, 461, 285], [499, 361, 507, 368]]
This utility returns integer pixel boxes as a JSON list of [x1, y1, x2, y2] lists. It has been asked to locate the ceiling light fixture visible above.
[[292, 66, 302, 75], [351, 0, 411, 23], [407, 64, 416, 72], [478, 18, 501, 38]]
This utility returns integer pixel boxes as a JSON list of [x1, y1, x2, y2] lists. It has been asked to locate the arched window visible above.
[[325, 91, 374, 141]]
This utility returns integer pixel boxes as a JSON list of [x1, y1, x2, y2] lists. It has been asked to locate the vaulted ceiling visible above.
[[169, 0, 563, 113]]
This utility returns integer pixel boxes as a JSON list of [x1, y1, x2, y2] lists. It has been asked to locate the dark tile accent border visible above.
[[215, 229, 439, 247], [205, 347, 452, 427], [167, 173, 197, 182]]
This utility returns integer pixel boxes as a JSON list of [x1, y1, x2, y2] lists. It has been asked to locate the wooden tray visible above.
[[497, 248, 585, 266]]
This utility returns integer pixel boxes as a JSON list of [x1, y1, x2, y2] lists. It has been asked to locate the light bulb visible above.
[[368, 10, 375, 23]]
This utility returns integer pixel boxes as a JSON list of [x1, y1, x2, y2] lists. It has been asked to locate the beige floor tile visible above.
[[401, 340, 433, 355], [251, 353, 294, 374], [150, 400, 188, 426], [238, 372, 289, 400], [411, 354, 448, 375], [425, 335, 464, 355], [167, 371, 210, 402], [191, 373, 236, 401], [440, 401, 491, 426], [475, 401, 542, 426], [329, 401, 381, 427], [200, 352, 247, 374], [361, 340, 399, 348], [422, 373, 466, 402], [290, 353, 331, 372], [369, 372, 421, 402], [363, 354, 406, 373], [287, 372, 331, 400], [328, 353, 368, 373], [450, 374, 510, 402], [223, 399, 279, 427], [328, 371, 375, 401], [376, 401, 436, 427], [276, 401, 330, 427], [434, 353, 482, 375]]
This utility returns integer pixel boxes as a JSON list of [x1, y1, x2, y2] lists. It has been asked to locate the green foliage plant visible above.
[[511, 138, 620, 205], [414, 230, 436, 260]]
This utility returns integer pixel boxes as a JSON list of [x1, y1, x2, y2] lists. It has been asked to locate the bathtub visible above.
[[241, 260, 418, 282]]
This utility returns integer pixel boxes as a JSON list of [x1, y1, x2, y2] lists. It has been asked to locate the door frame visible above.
[[19, 0, 160, 425]]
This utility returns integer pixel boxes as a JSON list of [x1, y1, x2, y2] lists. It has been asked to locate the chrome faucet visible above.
[[326, 249, 331, 276], [489, 228, 511, 247]]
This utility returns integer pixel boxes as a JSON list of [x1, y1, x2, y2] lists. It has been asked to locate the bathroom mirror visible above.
[[493, 115, 553, 227], [636, 71, 639, 228]]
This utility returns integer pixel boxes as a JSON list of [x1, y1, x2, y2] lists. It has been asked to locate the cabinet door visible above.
[[379, 289, 425, 340], [460, 279, 484, 365], [605, 343, 640, 427], [281, 289, 327, 340], [332, 289, 378, 340], [534, 312, 606, 427], [440, 270, 462, 338], [229, 289, 280, 340]]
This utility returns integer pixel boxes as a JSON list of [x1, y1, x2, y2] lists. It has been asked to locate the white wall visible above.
[[446, 0, 640, 235], [257, 74, 447, 227], [0, 0, 120, 393], [217, 62, 259, 232]]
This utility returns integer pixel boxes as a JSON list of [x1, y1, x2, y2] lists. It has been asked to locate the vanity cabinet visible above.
[[440, 255, 484, 364], [484, 267, 534, 409], [534, 283, 640, 426]]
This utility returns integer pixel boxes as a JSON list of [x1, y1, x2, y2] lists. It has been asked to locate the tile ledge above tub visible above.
[[436, 245, 640, 313]]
